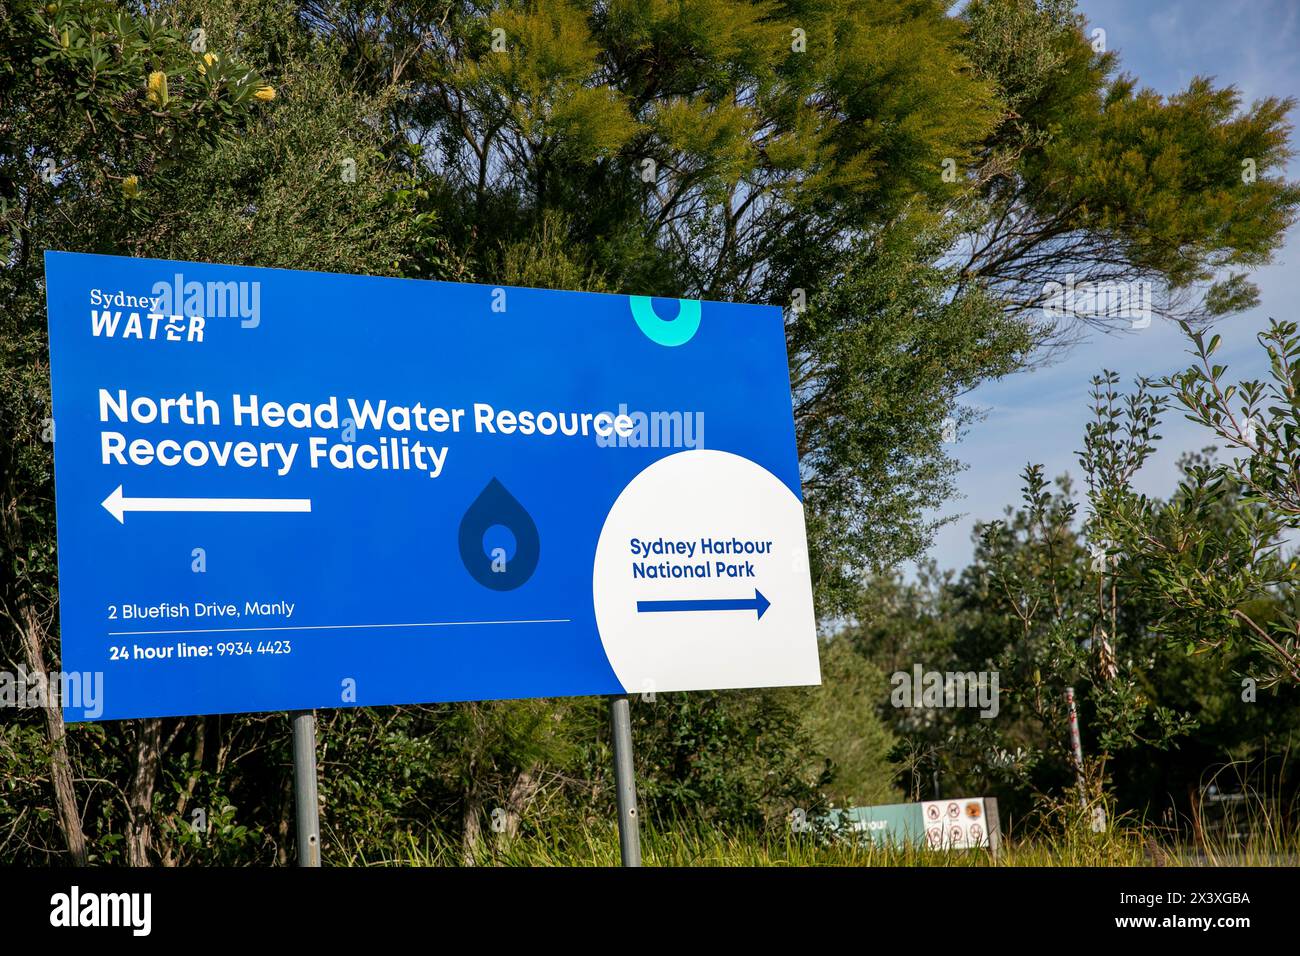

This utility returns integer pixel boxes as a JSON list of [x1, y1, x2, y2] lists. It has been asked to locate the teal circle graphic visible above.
[[630, 295, 702, 347]]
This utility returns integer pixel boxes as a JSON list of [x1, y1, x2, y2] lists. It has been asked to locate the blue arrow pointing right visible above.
[[636, 589, 770, 620]]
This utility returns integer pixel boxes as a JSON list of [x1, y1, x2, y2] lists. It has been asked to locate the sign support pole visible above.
[[292, 710, 321, 867], [607, 695, 641, 866]]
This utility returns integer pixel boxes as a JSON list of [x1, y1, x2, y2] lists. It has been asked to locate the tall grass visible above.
[[1178, 755, 1299, 865], [335, 785, 1298, 867], [334, 820, 1294, 867]]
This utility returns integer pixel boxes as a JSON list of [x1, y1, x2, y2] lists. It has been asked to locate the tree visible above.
[[960, 0, 1300, 339], [298, 0, 1299, 606], [0, 0, 276, 864], [0, 0, 452, 864], [1094, 321, 1300, 687], [846, 365, 1300, 831]]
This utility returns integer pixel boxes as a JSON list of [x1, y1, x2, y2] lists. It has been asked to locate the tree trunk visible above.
[[163, 718, 206, 866], [461, 788, 482, 866], [276, 775, 293, 866], [4, 494, 87, 865], [503, 765, 540, 839], [16, 611, 87, 865], [126, 719, 163, 865]]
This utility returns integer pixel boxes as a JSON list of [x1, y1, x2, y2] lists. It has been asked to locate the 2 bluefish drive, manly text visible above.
[[111, 600, 295, 621]]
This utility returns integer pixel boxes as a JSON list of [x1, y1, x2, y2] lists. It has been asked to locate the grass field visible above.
[[337, 817, 1299, 867]]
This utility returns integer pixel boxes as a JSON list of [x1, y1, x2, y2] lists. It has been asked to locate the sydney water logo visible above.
[[49, 886, 151, 936], [89, 273, 261, 343]]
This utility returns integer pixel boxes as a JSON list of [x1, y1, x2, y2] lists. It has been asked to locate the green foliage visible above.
[[1103, 320, 1300, 687], [0, 0, 459, 865], [803, 638, 899, 808], [792, 215, 1035, 607], [961, 0, 1299, 331], [964, 460, 1195, 804], [291, 0, 1300, 602], [628, 689, 828, 829], [4, 0, 271, 237], [851, 382, 1300, 829]]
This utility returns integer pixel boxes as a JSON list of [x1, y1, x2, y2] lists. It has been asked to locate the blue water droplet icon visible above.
[[458, 478, 540, 590]]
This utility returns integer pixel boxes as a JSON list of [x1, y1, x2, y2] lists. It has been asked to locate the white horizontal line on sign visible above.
[[108, 619, 572, 637]]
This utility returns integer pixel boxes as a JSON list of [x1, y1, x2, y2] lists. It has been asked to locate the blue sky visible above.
[[916, 0, 1300, 574]]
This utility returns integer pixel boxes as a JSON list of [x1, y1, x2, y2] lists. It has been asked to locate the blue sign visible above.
[[45, 252, 820, 721]]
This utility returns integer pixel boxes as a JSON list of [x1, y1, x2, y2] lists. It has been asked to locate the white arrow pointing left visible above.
[[101, 485, 312, 524]]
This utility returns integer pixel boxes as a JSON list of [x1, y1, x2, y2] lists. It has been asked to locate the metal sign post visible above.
[[607, 695, 641, 867], [292, 710, 321, 867]]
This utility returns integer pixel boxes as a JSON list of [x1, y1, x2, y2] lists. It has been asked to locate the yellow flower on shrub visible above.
[[146, 71, 168, 107], [122, 176, 140, 200], [253, 86, 276, 101], [199, 52, 218, 75]]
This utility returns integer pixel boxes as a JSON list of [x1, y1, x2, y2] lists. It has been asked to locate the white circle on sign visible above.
[[592, 449, 819, 693]]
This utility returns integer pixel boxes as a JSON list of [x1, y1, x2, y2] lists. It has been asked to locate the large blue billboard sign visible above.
[[45, 252, 820, 721]]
